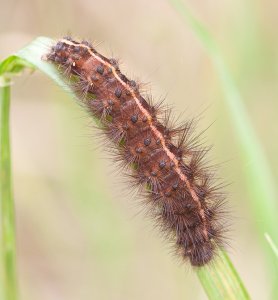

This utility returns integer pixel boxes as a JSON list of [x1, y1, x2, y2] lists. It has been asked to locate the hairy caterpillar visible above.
[[45, 36, 227, 266]]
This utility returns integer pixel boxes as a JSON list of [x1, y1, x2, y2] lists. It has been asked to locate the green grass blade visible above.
[[0, 80, 17, 300], [0, 36, 251, 299], [16, 37, 72, 93], [197, 250, 249, 300]]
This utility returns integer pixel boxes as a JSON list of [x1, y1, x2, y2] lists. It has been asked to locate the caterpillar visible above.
[[45, 36, 227, 267]]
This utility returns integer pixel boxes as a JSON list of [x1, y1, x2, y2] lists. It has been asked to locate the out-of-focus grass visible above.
[[169, 0, 278, 297], [265, 234, 278, 261], [0, 36, 250, 300]]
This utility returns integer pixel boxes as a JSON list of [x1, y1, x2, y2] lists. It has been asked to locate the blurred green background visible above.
[[1, 0, 278, 299]]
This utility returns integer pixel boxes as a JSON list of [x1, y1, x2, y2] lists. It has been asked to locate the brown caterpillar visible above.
[[45, 36, 227, 266]]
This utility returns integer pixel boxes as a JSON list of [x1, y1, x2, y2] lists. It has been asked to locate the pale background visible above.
[[1, 0, 278, 299]]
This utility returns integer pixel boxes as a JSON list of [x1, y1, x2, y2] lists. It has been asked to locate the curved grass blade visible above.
[[1, 36, 250, 300]]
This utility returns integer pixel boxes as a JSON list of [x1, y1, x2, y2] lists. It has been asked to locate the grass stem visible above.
[[0, 80, 17, 300]]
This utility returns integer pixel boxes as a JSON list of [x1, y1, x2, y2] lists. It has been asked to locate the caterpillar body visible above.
[[45, 36, 227, 266]]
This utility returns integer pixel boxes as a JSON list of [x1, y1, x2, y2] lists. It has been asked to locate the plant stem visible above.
[[0, 81, 17, 300]]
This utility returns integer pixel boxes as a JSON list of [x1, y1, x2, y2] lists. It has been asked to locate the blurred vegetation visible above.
[[0, 0, 277, 299], [170, 0, 278, 298]]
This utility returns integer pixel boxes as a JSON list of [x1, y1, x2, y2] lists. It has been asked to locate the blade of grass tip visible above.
[[169, 0, 278, 295], [15, 37, 104, 127], [196, 250, 249, 300], [0, 37, 73, 95], [0, 78, 17, 300], [16, 37, 72, 94]]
